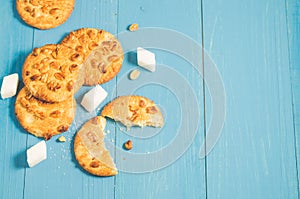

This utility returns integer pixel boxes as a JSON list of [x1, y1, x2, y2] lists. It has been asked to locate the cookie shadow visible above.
[[9, 94, 30, 136], [14, 150, 27, 169], [75, 91, 84, 105], [70, 133, 78, 167], [57, 32, 71, 43], [69, 132, 98, 177], [9, 52, 31, 135], [12, 0, 32, 29], [12, 51, 29, 75], [127, 51, 137, 65]]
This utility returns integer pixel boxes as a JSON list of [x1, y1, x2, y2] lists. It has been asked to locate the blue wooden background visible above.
[[0, 0, 299, 198]]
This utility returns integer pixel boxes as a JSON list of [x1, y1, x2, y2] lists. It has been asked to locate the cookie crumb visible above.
[[58, 136, 66, 142], [124, 140, 132, 150], [129, 23, 139, 31], [129, 69, 140, 80]]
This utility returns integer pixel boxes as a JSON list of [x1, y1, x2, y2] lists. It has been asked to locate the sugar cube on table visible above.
[[1, 73, 19, 99], [81, 85, 108, 112], [137, 47, 156, 72], [27, 140, 47, 168]]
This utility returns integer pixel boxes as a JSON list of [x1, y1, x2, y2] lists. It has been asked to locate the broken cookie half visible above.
[[74, 116, 117, 176], [101, 95, 164, 129]]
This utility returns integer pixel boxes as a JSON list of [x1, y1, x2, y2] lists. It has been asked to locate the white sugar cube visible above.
[[27, 140, 47, 168], [81, 85, 108, 112], [137, 47, 156, 72], [1, 73, 19, 99]]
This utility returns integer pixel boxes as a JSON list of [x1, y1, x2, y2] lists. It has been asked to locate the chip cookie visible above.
[[15, 87, 76, 140], [61, 28, 124, 85], [16, 0, 75, 29], [101, 96, 164, 129], [74, 116, 117, 176], [22, 44, 82, 102]]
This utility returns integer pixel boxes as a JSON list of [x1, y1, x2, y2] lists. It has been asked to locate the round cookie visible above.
[[61, 28, 124, 85], [101, 95, 164, 129], [16, 0, 75, 30], [22, 44, 83, 102], [74, 116, 117, 176], [15, 87, 76, 140]]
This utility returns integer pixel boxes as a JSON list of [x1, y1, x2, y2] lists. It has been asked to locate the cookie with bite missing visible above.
[[16, 0, 75, 29], [22, 44, 82, 103], [101, 95, 164, 129], [15, 87, 76, 140], [61, 28, 124, 85], [74, 116, 117, 176]]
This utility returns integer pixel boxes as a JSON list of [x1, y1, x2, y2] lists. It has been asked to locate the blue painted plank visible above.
[[286, 0, 300, 193], [0, 0, 33, 198], [1, 0, 298, 198], [115, 1, 205, 199], [21, 1, 118, 199], [203, 0, 298, 198]]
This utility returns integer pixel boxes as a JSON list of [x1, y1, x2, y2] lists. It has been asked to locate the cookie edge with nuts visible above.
[[74, 116, 118, 176], [16, 0, 75, 30]]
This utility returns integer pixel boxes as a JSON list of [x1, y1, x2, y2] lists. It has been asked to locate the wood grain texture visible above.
[[0, 1, 33, 198], [0, 0, 299, 198], [21, 1, 118, 199], [286, 0, 300, 193], [203, 0, 299, 198], [115, 0, 205, 199]]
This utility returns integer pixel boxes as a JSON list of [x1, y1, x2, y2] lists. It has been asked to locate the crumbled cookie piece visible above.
[[101, 95, 164, 129], [124, 140, 132, 150], [74, 116, 117, 176], [58, 136, 66, 142], [129, 23, 139, 32]]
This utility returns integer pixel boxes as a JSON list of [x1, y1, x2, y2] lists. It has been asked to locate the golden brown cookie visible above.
[[73, 63, 85, 93], [15, 87, 76, 140], [16, 0, 75, 30], [22, 44, 83, 103], [74, 116, 117, 176], [101, 96, 164, 129], [61, 28, 124, 85]]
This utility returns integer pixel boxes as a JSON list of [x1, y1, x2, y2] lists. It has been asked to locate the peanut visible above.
[[129, 69, 140, 80], [124, 140, 132, 150], [129, 23, 139, 32]]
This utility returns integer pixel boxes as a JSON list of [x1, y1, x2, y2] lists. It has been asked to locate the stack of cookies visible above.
[[14, 27, 165, 176], [15, 28, 124, 140]]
